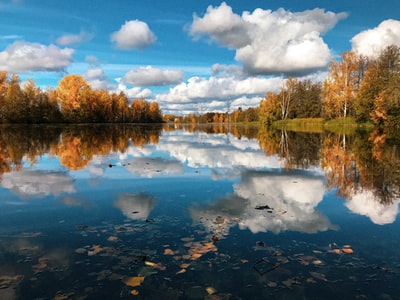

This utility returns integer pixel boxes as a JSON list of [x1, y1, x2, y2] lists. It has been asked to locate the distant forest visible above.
[[0, 73, 162, 123], [1, 45, 399, 126], [172, 45, 400, 128]]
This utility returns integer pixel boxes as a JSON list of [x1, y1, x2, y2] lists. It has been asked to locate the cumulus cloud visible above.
[[125, 157, 184, 178], [123, 66, 184, 87], [114, 193, 156, 220], [189, 3, 347, 75], [1, 170, 75, 199], [0, 41, 74, 72], [110, 20, 156, 50], [234, 171, 334, 234], [351, 19, 400, 58], [115, 78, 153, 100], [156, 130, 282, 174], [155, 73, 283, 114], [190, 170, 335, 235], [56, 30, 94, 46], [346, 190, 399, 225], [84, 67, 115, 90]]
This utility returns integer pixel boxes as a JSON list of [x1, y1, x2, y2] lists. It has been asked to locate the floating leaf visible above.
[[328, 248, 342, 254], [164, 248, 175, 255], [176, 269, 186, 275], [190, 253, 202, 260], [312, 259, 323, 265], [144, 261, 157, 267], [123, 276, 144, 287], [309, 271, 327, 282], [88, 245, 102, 256], [206, 286, 217, 295], [130, 289, 139, 296], [180, 263, 190, 269], [342, 248, 354, 254]]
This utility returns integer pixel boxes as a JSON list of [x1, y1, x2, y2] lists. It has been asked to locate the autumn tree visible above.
[[323, 51, 363, 119], [280, 77, 297, 120], [259, 92, 281, 126], [3, 74, 27, 123], [354, 45, 400, 124], [54, 75, 92, 122]]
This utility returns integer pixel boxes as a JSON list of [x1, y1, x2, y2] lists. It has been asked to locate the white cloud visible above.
[[84, 67, 115, 90], [190, 3, 347, 75], [125, 157, 184, 178], [123, 66, 184, 87], [155, 73, 283, 114], [346, 190, 399, 225], [114, 193, 156, 220], [351, 19, 400, 58], [110, 20, 156, 50], [1, 170, 75, 199], [0, 41, 74, 72], [115, 79, 153, 100], [190, 170, 335, 235], [56, 30, 94, 46], [234, 171, 334, 234]]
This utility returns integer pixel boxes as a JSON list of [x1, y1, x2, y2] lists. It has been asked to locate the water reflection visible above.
[[115, 193, 157, 220], [0, 124, 399, 222], [1, 170, 75, 199], [1, 124, 400, 299]]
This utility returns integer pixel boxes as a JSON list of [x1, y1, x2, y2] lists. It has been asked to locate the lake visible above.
[[0, 124, 399, 300]]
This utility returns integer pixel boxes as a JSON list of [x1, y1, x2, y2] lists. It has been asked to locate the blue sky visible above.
[[1, 0, 399, 115]]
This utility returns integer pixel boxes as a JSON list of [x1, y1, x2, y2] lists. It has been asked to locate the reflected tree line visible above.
[[0, 124, 398, 205], [258, 128, 400, 205]]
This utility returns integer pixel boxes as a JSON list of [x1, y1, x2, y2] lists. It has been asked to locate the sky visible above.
[[1, 0, 400, 115]]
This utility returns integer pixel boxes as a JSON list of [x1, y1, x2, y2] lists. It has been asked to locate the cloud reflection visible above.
[[346, 190, 400, 225], [1, 170, 75, 199], [114, 193, 156, 220], [157, 132, 281, 177], [191, 170, 336, 235], [125, 157, 183, 177]]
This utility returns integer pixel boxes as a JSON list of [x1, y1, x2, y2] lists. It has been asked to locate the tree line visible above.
[[176, 44, 400, 128], [0, 73, 163, 124], [260, 44, 400, 127]]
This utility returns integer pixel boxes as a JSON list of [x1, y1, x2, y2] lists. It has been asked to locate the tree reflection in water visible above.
[[0, 124, 399, 205]]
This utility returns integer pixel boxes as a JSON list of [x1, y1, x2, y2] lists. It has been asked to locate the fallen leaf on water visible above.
[[88, 245, 102, 256], [342, 248, 354, 254], [144, 261, 156, 267], [206, 287, 217, 295], [241, 259, 249, 264], [328, 248, 342, 254], [164, 248, 175, 255], [181, 237, 195, 242], [107, 236, 118, 242], [130, 289, 139, 296], [144, 261, 166, 270], [180, 263, 190, 269], [122, 276, 145, 287], [312, 259, 323, 265], [190, 253, 202, 260], [309, 271, 327, 282], [176, 269, 186, 275]]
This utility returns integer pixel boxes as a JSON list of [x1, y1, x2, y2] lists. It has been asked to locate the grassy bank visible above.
[[273, 118, 374, 134]]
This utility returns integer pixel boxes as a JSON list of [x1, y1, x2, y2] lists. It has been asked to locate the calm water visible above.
[[0, 124, 399, 300]]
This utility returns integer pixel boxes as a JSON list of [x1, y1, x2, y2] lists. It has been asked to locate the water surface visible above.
[[0, 124, 399, 299]]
